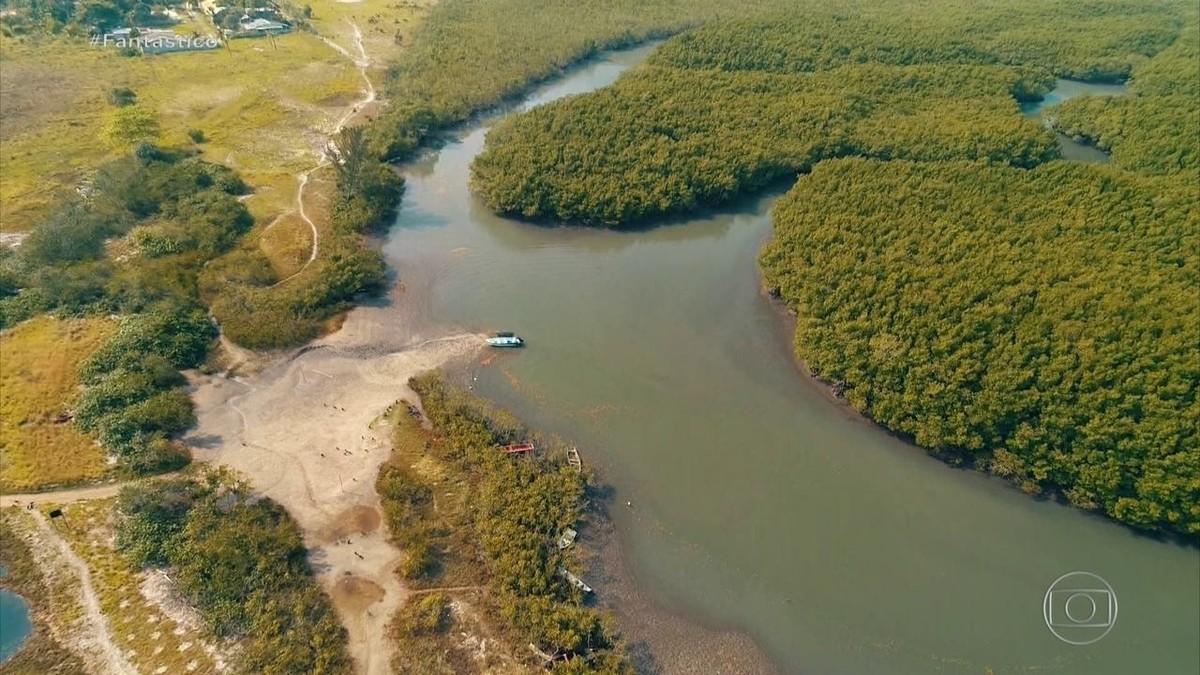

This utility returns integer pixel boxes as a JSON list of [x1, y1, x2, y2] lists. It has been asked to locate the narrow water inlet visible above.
[[1021, 78, 1130, 163]]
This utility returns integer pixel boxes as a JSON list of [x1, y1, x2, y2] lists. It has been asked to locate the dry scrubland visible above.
[[0, 315, 116, 491], [1, 32, 341, 227], [0, 0, 428, 487], [0, 0, 429, 271]]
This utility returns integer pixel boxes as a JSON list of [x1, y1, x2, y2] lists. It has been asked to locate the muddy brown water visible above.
[[374, 46, 1199, 674]]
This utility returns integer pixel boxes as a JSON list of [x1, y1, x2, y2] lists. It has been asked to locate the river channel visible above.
[[379, 46, 1198, 674]]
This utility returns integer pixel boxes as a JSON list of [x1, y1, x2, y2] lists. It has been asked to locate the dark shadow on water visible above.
[[626, 641, 664, 675]]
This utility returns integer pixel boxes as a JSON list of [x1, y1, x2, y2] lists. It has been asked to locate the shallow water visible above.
[[381, 48, 1199, 674], [1022, 78, 1129, 163], [0, 588, 32, 663]]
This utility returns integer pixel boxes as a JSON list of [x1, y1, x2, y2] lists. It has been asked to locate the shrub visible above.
[[108, 87, 138, 107], [79, 301, 217, 381], [115, 476, 353, 673], [398, 539, 439, 580]]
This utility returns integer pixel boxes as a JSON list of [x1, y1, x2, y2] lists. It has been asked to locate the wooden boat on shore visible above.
[[502, 442, 535, 454], [487, 332, 524, 348]]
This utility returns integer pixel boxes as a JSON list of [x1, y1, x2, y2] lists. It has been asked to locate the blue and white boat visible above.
[[487, 332, 524, 348]]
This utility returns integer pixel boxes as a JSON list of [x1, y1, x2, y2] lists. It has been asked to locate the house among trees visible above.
[[206, 1, 291, 37], [235, 15, 289, 34]]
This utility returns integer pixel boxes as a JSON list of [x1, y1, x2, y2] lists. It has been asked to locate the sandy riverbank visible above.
[[187, 316, 485, 674]]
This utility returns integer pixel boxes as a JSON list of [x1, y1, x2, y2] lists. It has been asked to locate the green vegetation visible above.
[[1, 145, 250, 324], [114, 472, 353, 674], [1049, 24, 1200, 175], [0, 146, 251, 477], [370, 0, 758, 160], [761, 159, 1198, 534], [379, 373, 630, 672], [470, 1, 1191, 226], [0, 514, 88, 674], [100, 105, 160, 150], [207, 127, 402, 349], [473, 62, 1057, 225], [74, 303, 215, 474]]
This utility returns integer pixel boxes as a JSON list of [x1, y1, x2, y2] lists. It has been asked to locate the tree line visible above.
[[469, 0, 1190, 226], [471, 61, 1060, 225]]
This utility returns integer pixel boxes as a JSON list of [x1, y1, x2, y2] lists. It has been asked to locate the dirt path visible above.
[[2, 482, 131, 507], [273, 22, 376, 288], [30, 509, 138, 675]]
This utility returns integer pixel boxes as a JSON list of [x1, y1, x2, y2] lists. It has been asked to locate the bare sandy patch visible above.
[[187, 323, 485, 674]]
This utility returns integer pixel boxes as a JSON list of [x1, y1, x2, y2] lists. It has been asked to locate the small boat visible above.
[[558, 567, 592, 593], [502, 442, 535, 454], [487, 332, 524, 348], [557, 528, 577, 550]]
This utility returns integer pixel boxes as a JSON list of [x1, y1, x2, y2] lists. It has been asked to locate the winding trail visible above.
[[272, 22, 376, 288], [30, 509, 137, 675]]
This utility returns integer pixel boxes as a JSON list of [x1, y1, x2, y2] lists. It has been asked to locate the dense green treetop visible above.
[[470, 0, 1192, 226], [651, 1, 1182, 81], [761, 158, 1198, 534], [472, 62, 1058, 225]]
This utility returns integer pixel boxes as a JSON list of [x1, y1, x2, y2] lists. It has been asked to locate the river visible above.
[[1021, 78, 1128, 163], [380, 46, 1199, 674]]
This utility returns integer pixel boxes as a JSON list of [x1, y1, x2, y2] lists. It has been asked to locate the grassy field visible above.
[[0, 316, 116, 492], [0, 29, 356, 230], [307, 0, 433, 66], [0, 0, 427, 236], [53, 498, 225, 675]]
